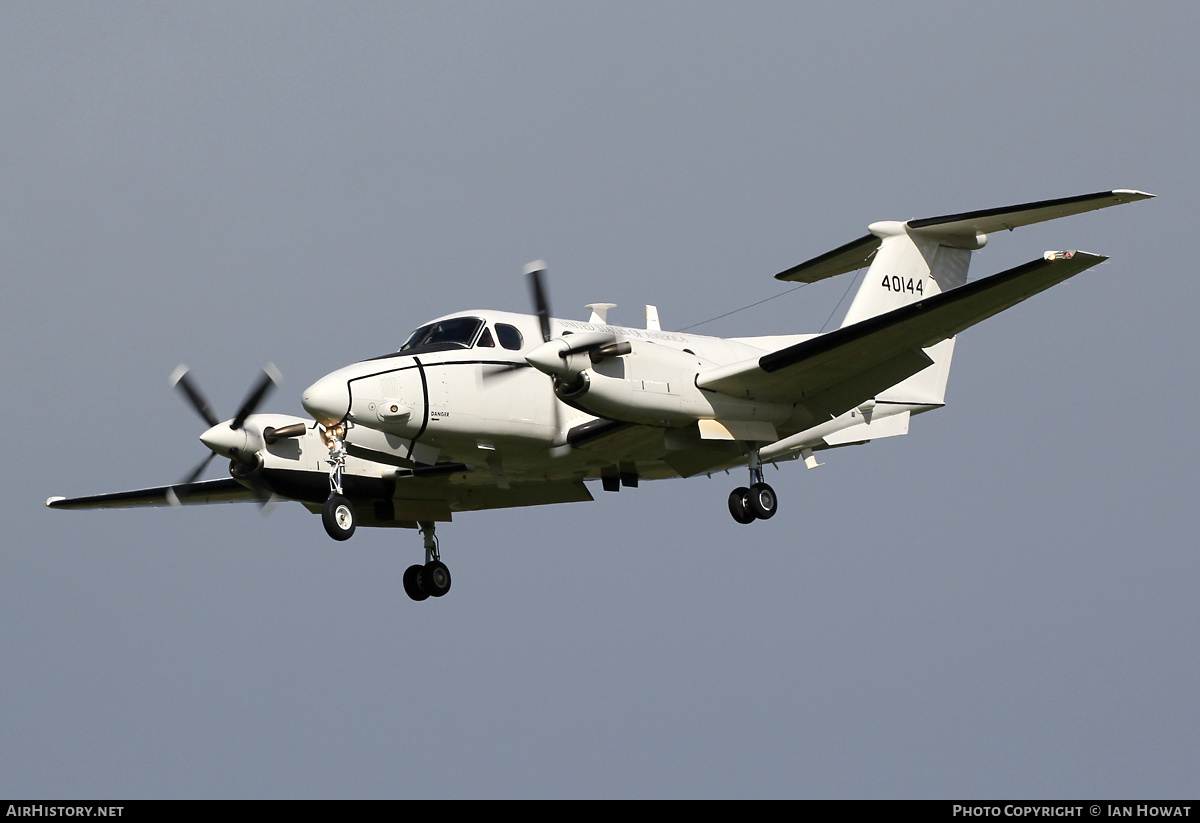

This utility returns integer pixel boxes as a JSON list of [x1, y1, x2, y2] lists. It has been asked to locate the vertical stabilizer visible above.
[[840, 221, 979, 327], [837, 221, 982, 404]]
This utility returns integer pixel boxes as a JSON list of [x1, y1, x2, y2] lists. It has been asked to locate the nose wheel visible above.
[[403, 522, 453, 601], [728, 449, 778, 524], [322, 493, 357, 540]]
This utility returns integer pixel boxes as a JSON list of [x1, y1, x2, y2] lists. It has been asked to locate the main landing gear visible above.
[[728, 448, 778, 524], [403, 522, 452, 601]]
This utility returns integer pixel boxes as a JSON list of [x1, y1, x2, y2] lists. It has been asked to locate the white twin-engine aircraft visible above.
[[48, 190, 1153, 601]]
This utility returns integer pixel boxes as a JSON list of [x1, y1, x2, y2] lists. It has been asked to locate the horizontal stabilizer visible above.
[[776, 189, 1151, 283], [906, 188, 1153, 235], [774, 233, 881, 283]]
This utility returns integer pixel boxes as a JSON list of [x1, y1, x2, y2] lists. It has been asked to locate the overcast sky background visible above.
[[2, 2, 1197, 799]]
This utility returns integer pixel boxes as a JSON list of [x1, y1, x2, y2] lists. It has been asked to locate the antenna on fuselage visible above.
[[585, 303, 616, 324]]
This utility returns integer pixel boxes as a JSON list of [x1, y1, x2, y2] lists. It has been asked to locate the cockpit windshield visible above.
[[399, 316, 484, 352]]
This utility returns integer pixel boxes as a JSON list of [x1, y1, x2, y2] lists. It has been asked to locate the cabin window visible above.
[[496, 323, 523, 351]]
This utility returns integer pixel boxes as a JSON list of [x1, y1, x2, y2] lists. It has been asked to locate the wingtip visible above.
[[1113, 188, 1156, 200], [1043, 249, 1108, 263], [45, 496, 65, 508]]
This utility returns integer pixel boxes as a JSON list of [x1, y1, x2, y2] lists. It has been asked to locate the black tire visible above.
[[403, 564, 429, 601], [422, 561, 452, 597], [728, 487, 755, 524], [748, 482, 777, 520], [322, 494, 356, 541]]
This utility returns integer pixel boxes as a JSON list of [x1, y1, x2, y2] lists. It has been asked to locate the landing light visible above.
[[319, 424, 346, 448]]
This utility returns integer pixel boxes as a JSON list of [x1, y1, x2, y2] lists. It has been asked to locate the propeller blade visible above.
[[170, 365, 219, 428], [167, 452, 217, 506], [525, 260, 552, 343], [246, 476, 274, 509], [513, 263, 574, 454], [230, 363, 282, 430], [479, 362, 528, 382]]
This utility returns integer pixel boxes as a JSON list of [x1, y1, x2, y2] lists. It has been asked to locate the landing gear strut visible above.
[[728, 448, 778, 524], [320, 423, 356, 541], [403, 521, 452, 602]]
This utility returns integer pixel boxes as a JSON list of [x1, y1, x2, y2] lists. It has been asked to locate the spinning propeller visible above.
[[523, 259, 627, 361], [166, 363, 282, 506], [517, 261, 634, 450], [482, 261, 633, 451], [477, 260, 559, 382], [526, 260, 553, 345], [522, 260, 629, 386]]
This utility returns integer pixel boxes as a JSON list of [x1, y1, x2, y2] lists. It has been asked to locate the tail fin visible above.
[[840, 220, 976, 327], [841, 221, 974, 405], [770, 189, 1155, 406]]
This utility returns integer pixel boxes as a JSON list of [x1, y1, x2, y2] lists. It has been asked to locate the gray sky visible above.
[[3, 2, 1197, 798]]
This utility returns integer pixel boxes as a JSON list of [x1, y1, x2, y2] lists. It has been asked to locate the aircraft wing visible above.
[[46, 478, 256, 510], [698, 251, 1106, 415]]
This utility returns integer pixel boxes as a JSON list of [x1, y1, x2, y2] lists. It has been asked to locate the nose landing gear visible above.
[[319, 423, 358, 541], [728, 448, 778, 524]]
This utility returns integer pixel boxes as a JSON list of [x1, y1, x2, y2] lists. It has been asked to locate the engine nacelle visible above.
[[546, 338, 791, 427]]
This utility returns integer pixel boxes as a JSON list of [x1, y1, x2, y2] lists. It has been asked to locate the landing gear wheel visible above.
[[322, 494, 356, 541], [403, 564, 429, 601], [728, 487, 755, 524], [748, 482, 777, 520], [422, 561, 452, 597]]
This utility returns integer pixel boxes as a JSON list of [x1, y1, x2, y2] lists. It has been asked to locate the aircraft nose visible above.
[[302, 374, 351, 426]]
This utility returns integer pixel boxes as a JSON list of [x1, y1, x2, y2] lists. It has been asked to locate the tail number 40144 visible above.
[[882, 275, 923, 295]]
